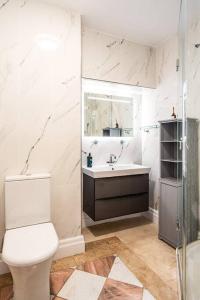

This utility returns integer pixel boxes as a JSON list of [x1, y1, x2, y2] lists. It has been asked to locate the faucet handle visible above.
[[107, 153, 117, 164]]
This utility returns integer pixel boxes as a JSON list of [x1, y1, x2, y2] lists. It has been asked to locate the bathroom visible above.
[[0, 0, 199, 299]]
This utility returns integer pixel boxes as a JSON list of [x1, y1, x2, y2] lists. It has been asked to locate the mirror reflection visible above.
[[84, 90, 134, 137]]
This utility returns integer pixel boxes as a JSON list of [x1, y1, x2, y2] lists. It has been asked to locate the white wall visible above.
[[142, 36, 181, 209], [82, 27, 156, 88], [0, 0, 82, 250]]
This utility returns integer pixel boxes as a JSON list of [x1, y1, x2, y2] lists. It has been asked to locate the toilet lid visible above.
[[2, 222, 59, 267]]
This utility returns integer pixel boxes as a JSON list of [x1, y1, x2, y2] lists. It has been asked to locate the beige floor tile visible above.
[[74, 251, 98, 265], [51, 256, 77, 272], [116, 224, 157, 244], [119, 248, 178, 300], [128, 236, 177, 285]]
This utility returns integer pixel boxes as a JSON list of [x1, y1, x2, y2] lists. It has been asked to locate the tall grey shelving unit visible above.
[[159, 119, 198, 248]]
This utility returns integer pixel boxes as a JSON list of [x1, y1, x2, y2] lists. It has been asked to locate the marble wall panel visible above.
[[184, 0, 200, 225], [82, 27, 156, 88], [142, 36, 181, 210], [0, 0, 81, 246]]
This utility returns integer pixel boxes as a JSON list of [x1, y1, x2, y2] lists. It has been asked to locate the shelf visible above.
[[160, 177, 182, 187], [161, 140, 180, 143], [160, 120, 183, 186], [161, 177, 181, 182], [159, 119, 182, 123], [161, 159, 182, 163], [160, 121, 182, 142]]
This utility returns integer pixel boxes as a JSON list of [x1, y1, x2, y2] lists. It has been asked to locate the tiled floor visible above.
[[0, 216, 178, 300], [0, 239, 155, 300], [82, 216, 178, 300], [51, 255, 154, 299]]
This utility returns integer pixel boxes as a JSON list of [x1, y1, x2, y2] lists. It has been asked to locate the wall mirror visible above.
[[82, 79, 140, 137]]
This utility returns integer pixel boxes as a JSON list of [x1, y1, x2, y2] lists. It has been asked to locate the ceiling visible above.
[[45, 0, 181, 46]]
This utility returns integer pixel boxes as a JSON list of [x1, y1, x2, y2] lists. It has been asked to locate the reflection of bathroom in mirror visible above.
[[83, 79, 141, 137]]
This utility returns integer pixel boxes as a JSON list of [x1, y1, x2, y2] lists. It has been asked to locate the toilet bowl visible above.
[[2, 174, 59, 300]]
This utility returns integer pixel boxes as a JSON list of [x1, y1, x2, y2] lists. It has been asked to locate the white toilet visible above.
[[2, 173, 59, 300]]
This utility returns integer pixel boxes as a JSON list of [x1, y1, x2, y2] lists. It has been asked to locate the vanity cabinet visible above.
[[83, 174, 149, 221]]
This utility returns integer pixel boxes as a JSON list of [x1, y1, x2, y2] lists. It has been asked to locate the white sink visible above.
[[82, 163, 151, 178]]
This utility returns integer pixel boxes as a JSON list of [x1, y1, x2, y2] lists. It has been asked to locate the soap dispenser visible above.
[[87, 153, 93, 168]]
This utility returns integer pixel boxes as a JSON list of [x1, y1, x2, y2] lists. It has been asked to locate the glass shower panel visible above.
[[179, 0, 200, 299]]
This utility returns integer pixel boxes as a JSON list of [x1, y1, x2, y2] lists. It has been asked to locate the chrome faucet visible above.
[[107, 154, 117, 165]]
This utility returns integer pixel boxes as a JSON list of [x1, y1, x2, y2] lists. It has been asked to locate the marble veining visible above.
[[82, 27, 156, 88], [0, 0, 81, 247], [141, 36, 180, 210], [61, 75, 77, 85], [98, 278, 143, 300], [100, 62, 121, 77], [185, 2, 200, 226], [106, 40, 125, 48], [0, 0, 10, 10], [21, 114, 52, 174], [52, 101, 80, 123]]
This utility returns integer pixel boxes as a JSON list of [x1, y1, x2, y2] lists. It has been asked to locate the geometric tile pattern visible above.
[[0, 255, 155, 300], [57, 270, 106, 300], [51, 256, 155, 300], [0, 234, 178, 300], [98, 278, 143, 300]]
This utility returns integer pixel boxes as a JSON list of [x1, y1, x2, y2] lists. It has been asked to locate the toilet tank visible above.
[[5, 174, 51, 230]]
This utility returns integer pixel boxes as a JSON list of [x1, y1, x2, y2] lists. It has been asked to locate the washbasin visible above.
[[82, 163, 151, 178]]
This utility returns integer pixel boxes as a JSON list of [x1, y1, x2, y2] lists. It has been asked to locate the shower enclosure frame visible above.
[[178, 0, 200, 299]]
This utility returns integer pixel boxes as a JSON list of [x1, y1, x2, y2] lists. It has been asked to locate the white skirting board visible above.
[[143, 207, 158, 224], [54, 235, 85, 260], [0, 235, 85, 275]]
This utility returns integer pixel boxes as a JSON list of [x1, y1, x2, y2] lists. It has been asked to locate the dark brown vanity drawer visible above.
[[95, 193, 148, 221], [95, 174, 149, 199]]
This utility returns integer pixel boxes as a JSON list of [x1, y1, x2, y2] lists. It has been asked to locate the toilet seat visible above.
[[2, 222, 58, 267]]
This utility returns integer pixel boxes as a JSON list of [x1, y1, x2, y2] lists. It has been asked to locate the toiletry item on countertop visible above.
[[115, 120, 119, 128], [87, 153, 93, 168], [171, 106, 177, 119]]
